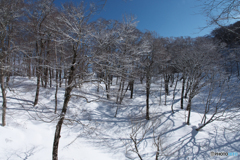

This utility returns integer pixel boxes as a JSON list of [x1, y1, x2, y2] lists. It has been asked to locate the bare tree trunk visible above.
[[114, 104, 119, 118], [6, 57, 10, 86], [55, 42, 58, 114], [105, 83, 110, 99], [159, 76, 162, 106], [50, 68, 52, 88], [104, 70, 112, 100], [164, 74, 168, 106], [140, 74, 144, 84], [52, 87, 72, 160], [44, 39, 50, 88], [34, 73, 40, 106], [196, 112, 216, 131], [146, 72, 150, 120], [105, 72, 110, 99], [171, 74, 179, 113], [110, 75, 113, 85], [184, 77, 190, 98], [186, 96, 192, 125], [55, 70, 58, 114], [41, 74, 44, 87], [97, 79, 100, 92], [1, 73, 7, 126], [130, 80, 134, 99], [6, 74, 10, 86], [170, 74, 174, 87], [164, 74, 169, 95], [28, 57, 31, 79], [59, 69, 62, 88], [119, 80, 125, 104], [44, 67, 48, 88], [33, 66, 35, 77], [181, 76, 185, 109], [34, 40, 43, 106], [6, 38, 10, 85], [116, 78, 123, 104], [52, 47, 77, 160]]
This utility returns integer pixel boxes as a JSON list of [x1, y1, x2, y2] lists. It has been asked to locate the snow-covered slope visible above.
[[0, 77, 239, 160]]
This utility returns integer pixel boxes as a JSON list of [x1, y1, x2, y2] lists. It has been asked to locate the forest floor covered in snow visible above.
[[0, 77, 239, 160]]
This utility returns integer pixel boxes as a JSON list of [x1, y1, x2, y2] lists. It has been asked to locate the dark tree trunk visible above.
[[164, 80, 169, 95], [105, 83, 110, 99], [55, 70, 58, 114], [44, 67, 48, 88], [186, 96, 192, 125], [119, 80, 125, 104], [6, 58, 10, 86], [146, 73, 150, 120], [116, 78, 123, 104], [110, 75, 113, 85], [59, 69, 62, 88], [52, 86, 72, 160], [50, 68, 52, 88], [6, 74, 10, 86], [140, 75, 144, 84], [6, 39, 10, 85], [33, 66, 35, 77], [184, 78, 190, 98], [1, 73, 7, 126], [164, 74, 169, 95], [54, 42, 58, 114], [130, 80, 134, 99], [105, 73, 111, 99], [155, 139, 160, 160], [171, 74, 179, 113], [33, 41, 41, 106], [44, 39, 50, 88], [52, 46, 77, 160], [41, 74, 44, 87], [159, 76, 162, 105], [34, 73, 40, 106], [181, 76, 185, 109], [97, 79, 100, 92], [28, 58, 31, 79], [170, 74, 174, 87], [52, 69, 54, 81]]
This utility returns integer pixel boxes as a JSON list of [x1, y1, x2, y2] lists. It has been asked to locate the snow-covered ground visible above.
[[0, 77, 239, 160]]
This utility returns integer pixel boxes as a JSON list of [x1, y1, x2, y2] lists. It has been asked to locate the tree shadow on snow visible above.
[[162, 126, 240, 160]]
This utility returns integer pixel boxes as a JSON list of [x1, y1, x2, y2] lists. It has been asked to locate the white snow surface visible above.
[[0, 77, 239, 160]]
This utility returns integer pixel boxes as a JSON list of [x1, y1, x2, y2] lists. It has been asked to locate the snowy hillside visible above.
[[0, 77, 239, 160]]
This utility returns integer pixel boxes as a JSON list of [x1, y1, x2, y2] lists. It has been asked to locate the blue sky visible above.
[[55, 0, 216, 38]]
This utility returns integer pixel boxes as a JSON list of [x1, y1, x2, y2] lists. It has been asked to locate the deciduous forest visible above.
[[0, 0, 240, 159]]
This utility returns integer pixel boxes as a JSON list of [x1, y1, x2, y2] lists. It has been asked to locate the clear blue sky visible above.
[[55, 0, 216, 38]]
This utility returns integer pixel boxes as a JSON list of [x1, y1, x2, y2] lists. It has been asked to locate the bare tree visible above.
[[114, 16, 143, 106], [140, 32, 164, 120], [195, 71, 239, 131], [23, 0, 55, 106], [90, 19, 120, 100], [171, 37, 219, 125], [201, 0, 240, 25], [0, 0, 24, 126], [49, 2, 97, 160], [91, 16, 150, 117]]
